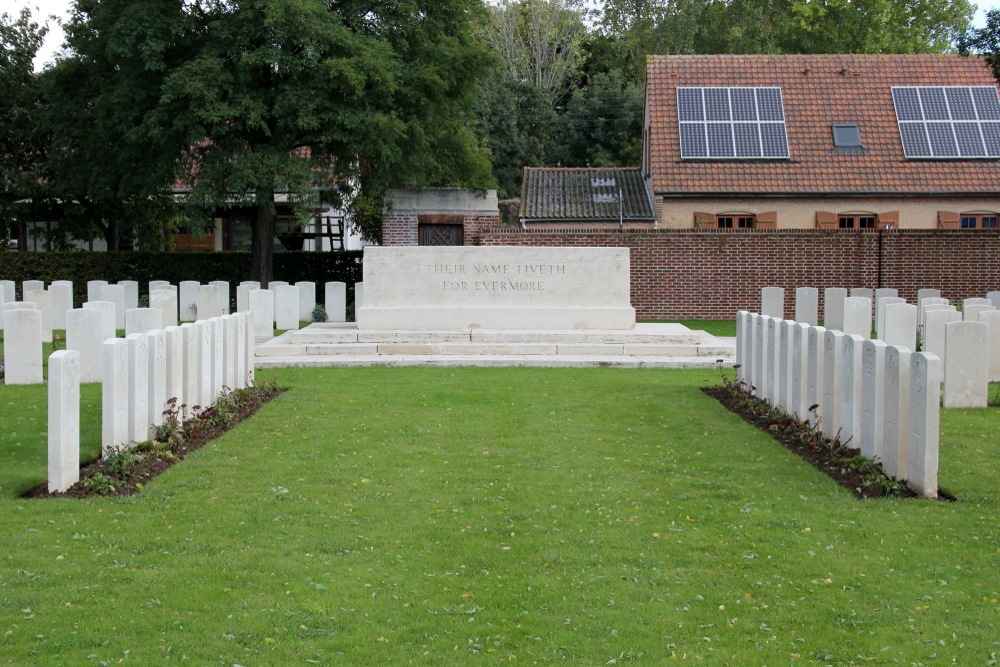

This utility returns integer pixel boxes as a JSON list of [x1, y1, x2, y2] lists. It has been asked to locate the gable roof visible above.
[[646, 54, 1000, 196], [520, 167, 655, 222]]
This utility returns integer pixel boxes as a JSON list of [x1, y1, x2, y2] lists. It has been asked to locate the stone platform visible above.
[[255, 322, 736, 369]]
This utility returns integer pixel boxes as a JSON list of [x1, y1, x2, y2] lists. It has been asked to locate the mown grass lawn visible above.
[[0, 366, 997, 664]]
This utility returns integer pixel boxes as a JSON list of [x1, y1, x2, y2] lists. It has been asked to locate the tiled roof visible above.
[[646, 54, 1000, 195], [520, 167, 655, 222]]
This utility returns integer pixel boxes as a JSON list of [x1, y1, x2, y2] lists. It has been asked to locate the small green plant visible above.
[[51, 333, 63, 352], [155, 397, 186, 452], [312, 304, 327, 323], [104, 447, 145, 479], [82, 473, 117, 495]]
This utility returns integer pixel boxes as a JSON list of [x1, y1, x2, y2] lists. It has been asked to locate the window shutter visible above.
[[878, 211, 899, 229], [694, 212, 715, 229], [815, 211, 838, 229], [755, 211, 777, 229], [937, 211, 960, 229]]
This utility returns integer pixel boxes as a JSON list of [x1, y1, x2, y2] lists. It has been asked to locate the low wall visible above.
[[479, 229, 1000, 319]]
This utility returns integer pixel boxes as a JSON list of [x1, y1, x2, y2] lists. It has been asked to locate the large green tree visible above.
[[0, 9, 46, 247], [48, 0, 494, 281], [960, 9, 1000, 83]]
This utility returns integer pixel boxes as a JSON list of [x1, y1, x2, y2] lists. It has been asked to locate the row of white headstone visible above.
[[736, 311, 941, 498], [0, 278, 358, 335], [761, 286, 1000, 391], [46, 311, 255, 494]]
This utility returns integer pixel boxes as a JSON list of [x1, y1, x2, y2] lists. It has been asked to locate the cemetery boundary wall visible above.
[[478, 229, 1000, 320]]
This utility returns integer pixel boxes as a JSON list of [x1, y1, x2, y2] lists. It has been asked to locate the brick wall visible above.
[[383, 214, 419, 246], [479, 228, 1000, 319]]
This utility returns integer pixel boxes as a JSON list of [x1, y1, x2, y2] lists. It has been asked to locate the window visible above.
[[717, 214, 755, 229], [839, 215, 876, 229], [960, 213, 999, 229], [832, 124, 863, 150]]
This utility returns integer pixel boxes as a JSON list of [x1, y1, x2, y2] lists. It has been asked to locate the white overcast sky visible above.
[[10, 0, 1000, 72]]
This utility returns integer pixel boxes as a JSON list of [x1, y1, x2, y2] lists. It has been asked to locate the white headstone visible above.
[[859, 339, 887, 461], [964, 304, 995, 322], [822, 287, 847, 332], [164, 325, 185, 411], [275, 284, 300, 331], [119, 280, 139, 312], [325, 281, 347, 323], [821, 330, 844, 439], [874, 288, 898, 302], [269, 281, 289, 321], [0, 280, 15, 303], [181, 323, 199, 418], [882, 303, 917, 351], [296, 281, 317, 322], [980, 310, 1000, 382], [47, 350, 81, 493], [791, 322, 810, 419], [923, 308, 962, 361], [840, 334, 864, 450], [65, 308, 104, 382], [87, 280, 108, 304], [753, 315, 768, 397], [235, 313, 248, 389], [240, 281, 261, 290], [150, 289, 178, 328], [908, 352, 941, 499], [179, 281, 199, 322], [101, 338, 129, 455], [125, 307, 163, 336], [223, 315, 237, 391], [149, 280, 170, 295], [761, 287, 784, 318], [735, 310, 749, 385], [806, 326, 827, 424], [146, 330, 167, 438], [779, 319, 795, 412], [101, 283, 126, 330], [22, 280, 44, 297], [883, 345, 912, 480], [236, 285, 251, 313], [209, 280, 230, 315], [354, 282, 364, 312], [0, 282, 9, 330], [210, 317, 224, 397], [875, 296, 905, 339], [988, 291, 1000, 310], [916, 289, 941, 320], [249, 289, 274, 340], [24, 289, 53, 343], [795, 287, 818, 326], [943, 321, 989, 408], [918, 298, 949, 326], [243, 311, 255, 387], [743, 313, 758, 391], [963, 297, 992, 309], [842, 296, 872, 339], [197, 320, 213, 409], [197, 284, 222, 320], [49, 281, 73, 329], [3, 308, 43, 384], [126, 333, 149, 444], [850, 287, 874, 300], [82, 301, 117, 342], [765, 317, 780, 404]]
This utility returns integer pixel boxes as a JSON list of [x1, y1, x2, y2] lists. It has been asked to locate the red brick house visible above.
[[642, 54, 1000, 231]]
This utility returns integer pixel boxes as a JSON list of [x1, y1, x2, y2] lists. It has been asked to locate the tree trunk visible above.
[[250, 187, 276, 287], [104, 218, 120, 251]]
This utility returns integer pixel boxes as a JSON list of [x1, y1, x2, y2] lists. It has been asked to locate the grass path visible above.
[[0, 367, 997, 664]]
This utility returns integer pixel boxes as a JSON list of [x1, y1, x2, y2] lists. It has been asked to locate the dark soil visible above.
[[702, 385, 953, 501], [23, 384, 284, 500]]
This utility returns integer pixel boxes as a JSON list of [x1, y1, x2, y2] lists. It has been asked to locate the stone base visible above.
[[356, 306, 636, 331]]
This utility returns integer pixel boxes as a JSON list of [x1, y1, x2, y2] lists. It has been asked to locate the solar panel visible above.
[[679, 123, 708, 158], [893, 86, 1000, 158], [677, 88, 704, 122], [677, 87, 789, 159], [899, 123, 931, 157], [972, 87, 1000, 120], [705, 88, 731, 121], [954, 123, 986, 156]]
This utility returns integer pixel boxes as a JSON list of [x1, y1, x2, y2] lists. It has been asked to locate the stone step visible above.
[[255, 354, 737, 369]]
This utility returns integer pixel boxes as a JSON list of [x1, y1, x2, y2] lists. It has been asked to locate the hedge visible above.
[[0, 251, 364, 306]]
